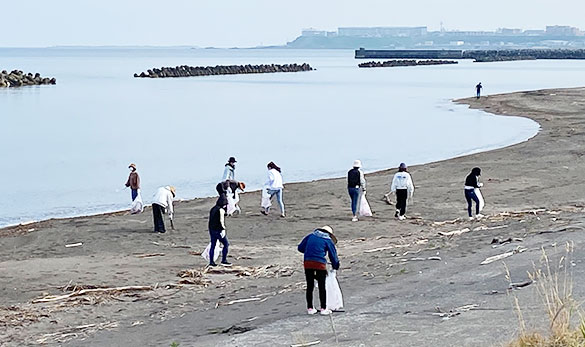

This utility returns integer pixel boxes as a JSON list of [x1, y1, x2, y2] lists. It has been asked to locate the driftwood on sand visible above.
[[32, 286, 153, 303]]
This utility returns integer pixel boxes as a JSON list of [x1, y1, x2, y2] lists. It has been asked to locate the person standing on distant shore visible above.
[[297, 225, 339, 316], [125, 163, 140, 201], [390, 163, 415, 220], [476, 82, 483, 99], [464, 167, 484, 220], [347, 160, 366, 222], [262, 161, 285, 218], [222, 157, 237, 181], [152, 186, 175, 233], [208, 196, 231, 267]]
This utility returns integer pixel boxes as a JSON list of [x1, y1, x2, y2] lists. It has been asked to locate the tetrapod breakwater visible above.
[[358, 60, 458, 68], [0, 70, 56, 87], [134, 63, 314, 78]]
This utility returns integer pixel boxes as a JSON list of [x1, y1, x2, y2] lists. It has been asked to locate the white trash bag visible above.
[[358, 192, 373, 217], [130, 189, 144, 214], [201, 241, 223, 263], [261, 187, 272, 209], [326, 270, 344, 311], [475, 188, 485, 212], [226, 188, 240, 215]]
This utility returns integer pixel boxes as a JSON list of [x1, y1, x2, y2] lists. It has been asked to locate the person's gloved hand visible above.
[[478, 183, 484, 188], [220, 230, 226, 238]]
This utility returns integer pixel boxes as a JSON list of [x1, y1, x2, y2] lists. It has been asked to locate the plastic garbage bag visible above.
[[326, 270, 344, 311], [226, 188, 240, 215], [130, 189, 144, 214], [358, 192, 372, 217], [475, 188, 485, 212], [261, 187, 272, 209], [202, 241, 222, 263]]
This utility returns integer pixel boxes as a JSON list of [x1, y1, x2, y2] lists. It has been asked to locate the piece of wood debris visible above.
[[474, 224, 509, 231], [365, 246, 394, 253], [65, 243, 83, 248], [438, 228, 470, 237], [225, 297, 263, 305], [171, 245, 191, 249], [291, 341, 321, 347], [480, 247, 527, 265], [432, 218, 461, 226], [33, 285, 153, 303], [188, 251, 202, 256], [135, 253, 165, 258], [509, 280, 533, 289]]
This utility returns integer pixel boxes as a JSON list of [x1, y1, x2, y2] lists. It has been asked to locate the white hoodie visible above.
[[153, 186, 174, 215], [391, 172, 415, 197], [265, 169, 284, 190]]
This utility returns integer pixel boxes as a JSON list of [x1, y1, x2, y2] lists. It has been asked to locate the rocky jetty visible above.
[[464, 49, 585, 62], [134, 63, 313, 78], [0, 70, 56, 88], [358, 60, 458, 68]]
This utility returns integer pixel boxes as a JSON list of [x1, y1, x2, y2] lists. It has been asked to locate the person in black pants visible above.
[[208, 197, 231, 267], [297, 226, 340, 315], [464, 167, 484, 220]]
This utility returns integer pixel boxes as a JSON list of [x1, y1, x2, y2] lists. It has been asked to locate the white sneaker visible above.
[[320, 308, 332, 315], [398, 215, 406, 220], [351, 216, 358, 222], [469, 216, 474, 221], [307, 308, 317, 315], [476, 214, 485, 219]]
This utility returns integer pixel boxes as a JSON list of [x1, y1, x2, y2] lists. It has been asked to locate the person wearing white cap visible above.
[[390, 163, 415, 220], [297, 225, 340, 315], [347, 160, 366, 222], [152, 186, 176, 233]]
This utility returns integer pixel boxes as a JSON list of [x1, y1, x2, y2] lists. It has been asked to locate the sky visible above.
[[2, 0, 584, 47]]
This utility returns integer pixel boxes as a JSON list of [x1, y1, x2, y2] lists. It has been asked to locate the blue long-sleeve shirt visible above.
[[298, 230, 340, 270]]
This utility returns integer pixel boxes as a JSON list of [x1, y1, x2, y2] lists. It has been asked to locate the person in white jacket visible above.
[[152, 186, 175, 233], [390, 163, 414, 220], [262, 161, 285, 217]]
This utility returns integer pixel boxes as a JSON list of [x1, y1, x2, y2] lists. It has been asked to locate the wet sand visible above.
[[2, 87, 585, 346]]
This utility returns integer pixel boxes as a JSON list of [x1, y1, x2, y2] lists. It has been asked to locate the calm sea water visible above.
[[2, 48, 583, 227]]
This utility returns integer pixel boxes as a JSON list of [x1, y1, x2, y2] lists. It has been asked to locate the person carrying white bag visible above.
[[297, 225, 340, 316], [130, 189, 144, 214], [358, 191, 373, 217], [464, 167, 485, 220]]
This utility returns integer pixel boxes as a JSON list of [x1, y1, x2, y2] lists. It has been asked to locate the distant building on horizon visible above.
[[546, 25, 582, 36], [337, 26, 427, 38]]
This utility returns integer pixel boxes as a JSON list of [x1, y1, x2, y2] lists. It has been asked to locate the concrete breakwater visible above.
[[0, 70, 56, 87], [358, 60, 458, 68], [355, 48, 585, 62], [134, 63, 313, 78]]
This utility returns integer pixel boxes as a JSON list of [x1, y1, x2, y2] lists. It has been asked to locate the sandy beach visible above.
[[2, 87, 585, 346]]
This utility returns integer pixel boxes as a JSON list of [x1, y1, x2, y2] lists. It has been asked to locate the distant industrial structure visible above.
[[288, 25, 585, 49]]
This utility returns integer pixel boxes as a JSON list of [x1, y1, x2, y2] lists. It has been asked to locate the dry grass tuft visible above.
[[507, 241, 585, 346]]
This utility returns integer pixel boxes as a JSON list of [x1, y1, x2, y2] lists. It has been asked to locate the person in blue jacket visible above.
[[297, 225, 340, 316]]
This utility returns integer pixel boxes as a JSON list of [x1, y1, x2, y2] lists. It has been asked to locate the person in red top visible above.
[[125, 163, 141, 201]]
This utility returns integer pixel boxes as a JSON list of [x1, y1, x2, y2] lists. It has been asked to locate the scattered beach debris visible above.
[[291, 341, 321, 347], [35, 321, 118, 344], [177, 269, 212, 286], [480, 246, 527, 265], [491, 237, 523, 247], [32, 285, 153, 304], [433, 304, 479, 320], [134, 253, 165, 258], [432, 218, 461, 226], [64, 242, 83, 248]]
